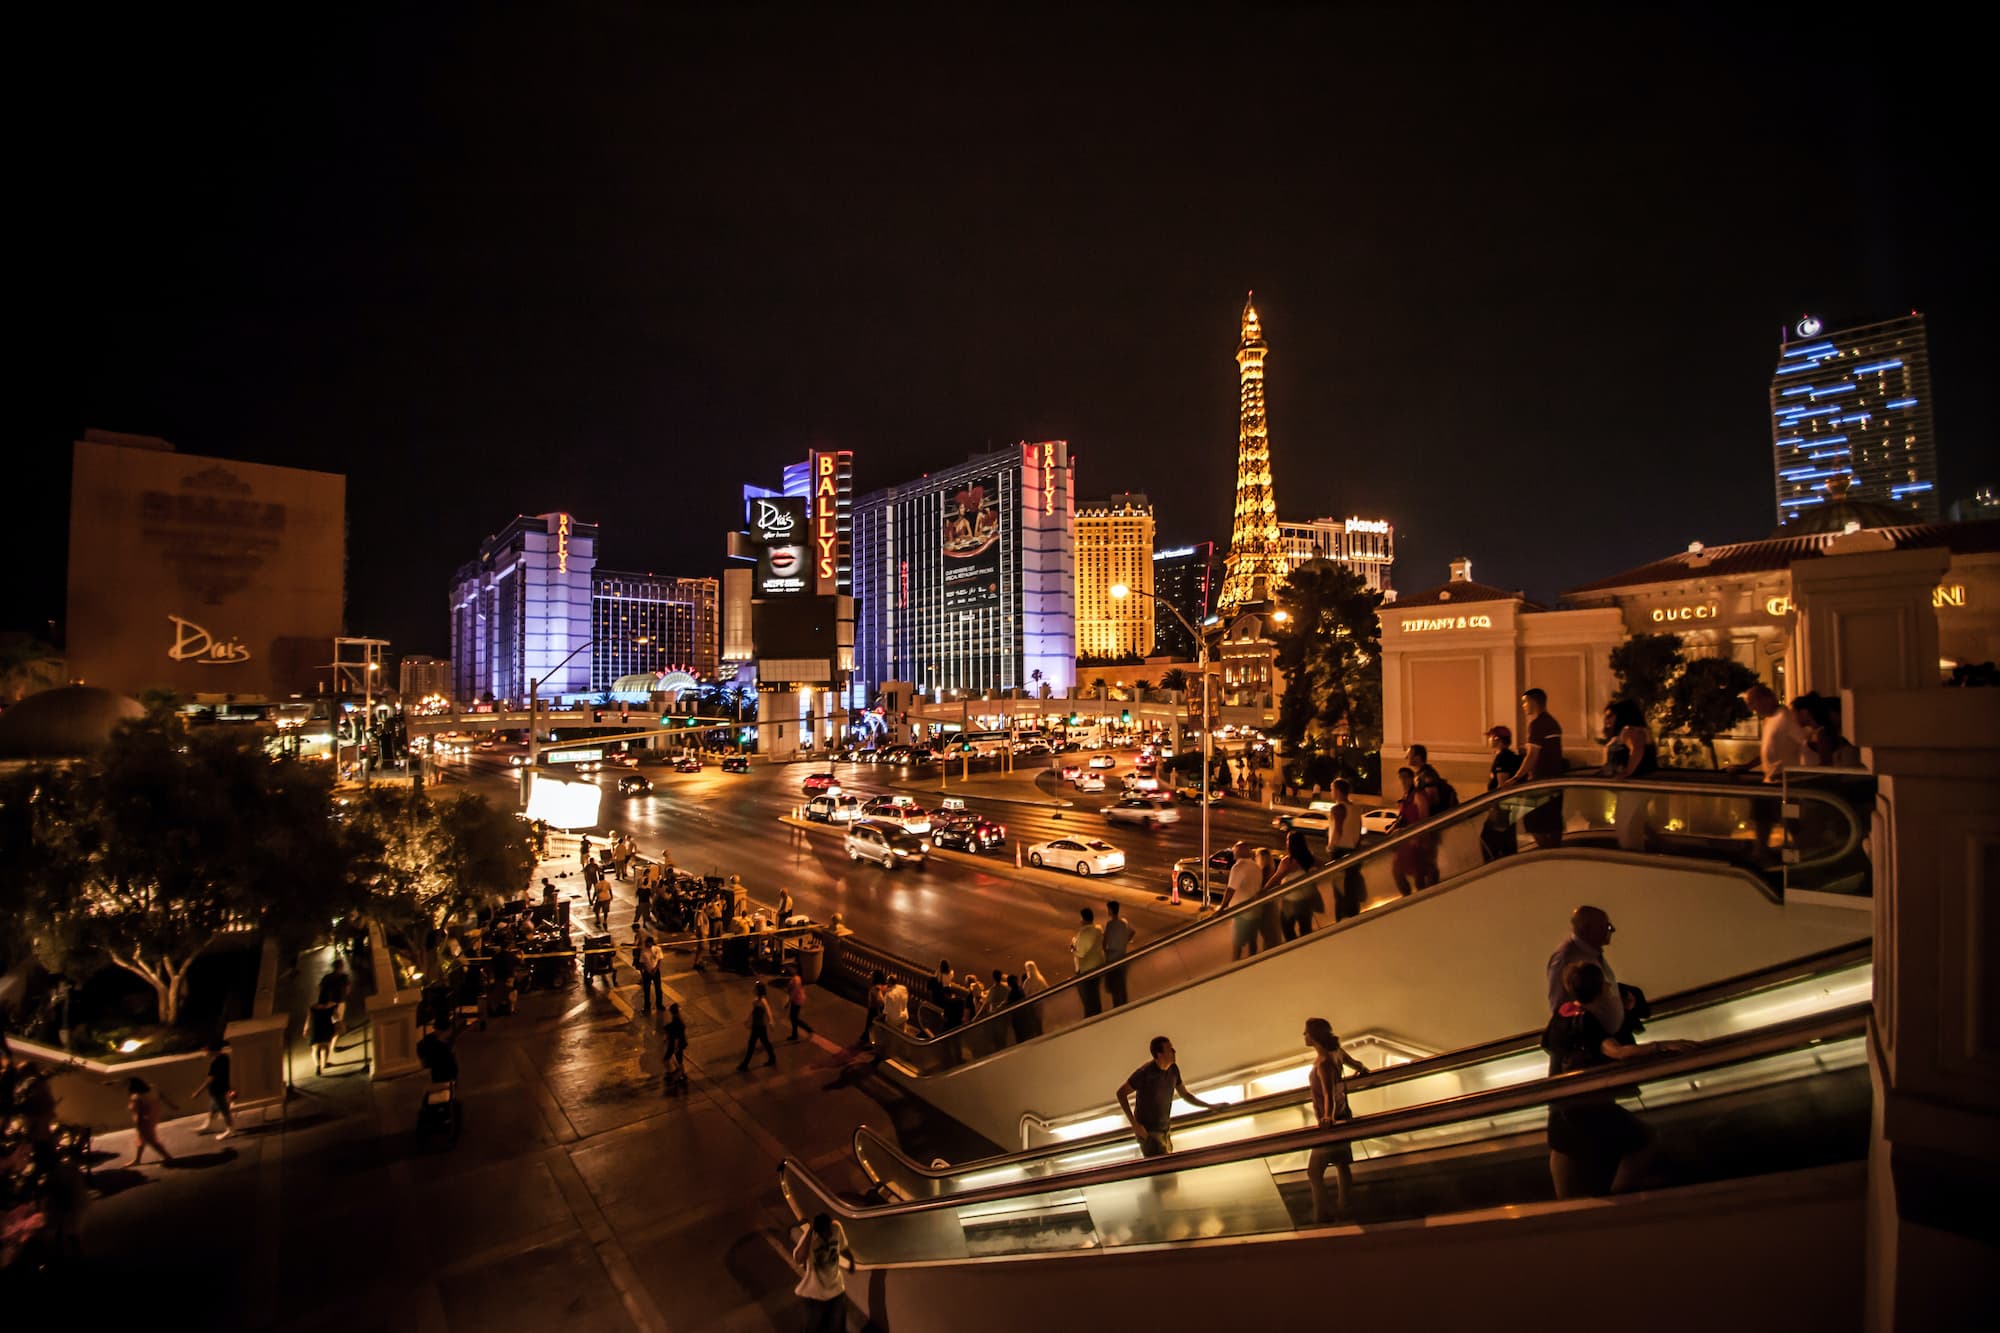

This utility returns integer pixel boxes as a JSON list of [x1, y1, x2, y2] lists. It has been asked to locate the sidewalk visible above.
[[39, 926, 992, 1330]]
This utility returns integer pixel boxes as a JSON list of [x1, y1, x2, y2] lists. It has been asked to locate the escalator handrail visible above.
[[873, 775, 1868, 1073], [851, 940, 1874, 1191], [790, 1004, 1869, 1225]]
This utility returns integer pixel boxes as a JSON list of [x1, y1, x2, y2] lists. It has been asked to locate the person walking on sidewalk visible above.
[[785, 964, 815, 1041], [318, 957, 352, 1033], [662, 1002, 688, 1088], [305, 997, 339, 1074], [792, 1212, 856, 1333], [592, 874, 614, 932], [736, 981, 778, 1071], [859, 970, 889, 1049], [637, 935, 665, 1016], [193, 1041, 235, 1139], [1101, 900, 1135, 1007], [125, 1077, 178, 1168]]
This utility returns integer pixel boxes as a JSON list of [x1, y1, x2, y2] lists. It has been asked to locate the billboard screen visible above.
[[941, 475, 1001, 611], [65, 435, 346, 699], [751, 496, 810, 596]]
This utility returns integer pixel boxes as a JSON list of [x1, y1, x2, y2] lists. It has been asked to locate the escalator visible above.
[[875, 776, 1874, 1145], [849, 944, 1870, 1200], [785, 1006, 1872, 1328]]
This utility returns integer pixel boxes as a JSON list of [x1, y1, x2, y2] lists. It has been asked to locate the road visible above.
[[427, 744, 1298, 984]]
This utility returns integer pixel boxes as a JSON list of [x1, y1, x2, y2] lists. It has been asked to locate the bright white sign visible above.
[[1345, 518, 1391, 534], [526, 773, 602, 830]]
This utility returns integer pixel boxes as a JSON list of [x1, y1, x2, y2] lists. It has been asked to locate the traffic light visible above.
[[1121, 710, 1132, 724]]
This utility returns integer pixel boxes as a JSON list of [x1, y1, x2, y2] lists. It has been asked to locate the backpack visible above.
[[1421, 770, 1458, 813]]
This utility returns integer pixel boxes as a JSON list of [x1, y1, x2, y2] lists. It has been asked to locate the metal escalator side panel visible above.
[[798, 1013, 1869, 1270], [850, 951, 1873, 1207], [905, 852, 1874, 1146], [870, 778, 1868, 1081]]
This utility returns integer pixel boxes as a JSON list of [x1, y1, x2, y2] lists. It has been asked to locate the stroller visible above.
[[415, 1082, 462, 1146]]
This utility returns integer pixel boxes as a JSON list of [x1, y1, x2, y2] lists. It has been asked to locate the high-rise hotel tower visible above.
[[1771, 313, 1939, 526]]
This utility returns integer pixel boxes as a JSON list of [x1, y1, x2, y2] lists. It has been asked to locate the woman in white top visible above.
[[792, 1212, 855, 1332], [1021, 960, 1050, 996]]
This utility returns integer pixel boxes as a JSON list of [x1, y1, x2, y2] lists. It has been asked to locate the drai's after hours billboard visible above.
[[751, 496, 811, 596], [65, 432, 347, 699]]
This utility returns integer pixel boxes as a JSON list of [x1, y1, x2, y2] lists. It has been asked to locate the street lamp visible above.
[[1112, 583, 1217, 911]]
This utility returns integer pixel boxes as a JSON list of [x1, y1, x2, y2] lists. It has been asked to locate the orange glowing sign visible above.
[[814, 453, 838, 592], [556, 512, 571, 573]]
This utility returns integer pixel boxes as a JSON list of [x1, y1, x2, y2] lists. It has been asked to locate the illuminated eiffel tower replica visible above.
[[1216, 292, 1286, 618]]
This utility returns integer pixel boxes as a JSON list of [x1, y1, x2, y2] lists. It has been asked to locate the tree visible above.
[[0, 634, 65, 704], [1158, 667, 1188, 693], [1133, 678, 1155, 692], [1271, 561, 1384, 788], [1661, 657, 1758, 768], [1609, 632, 1685, 724], [1, 715, 362, 1026], [344, 785, 533, 929]]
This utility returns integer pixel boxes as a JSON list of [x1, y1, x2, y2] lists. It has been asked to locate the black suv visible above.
[[932, 814, 1007, 854], [720, 754, 750, 773]]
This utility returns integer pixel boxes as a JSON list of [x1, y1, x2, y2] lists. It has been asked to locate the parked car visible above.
[[1174, 783, 1224, 805], [720, 754, 750, 773], [673, 754, 703, 773], [1275, 799, 1338, 835], [845, 820, 929, 869], [862, 797, 933, 835], [1171, 845, 1276, 904], [1103, 797, 1180, 828], [616, 775, 653, 796], [1015, 740, 1052, 756], [1073, 772, 1107, 793], [1361, 807, 1401, 837], [932, 815, 1007, 853], [802, 772, 839, 795], [806, 794, 864, 824], [1026, 837, 1126, 877], [1087, 754, 1117, 769]]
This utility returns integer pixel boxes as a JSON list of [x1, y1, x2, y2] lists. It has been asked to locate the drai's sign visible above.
[[752, 499, 800, 543], [167, 615, 252, 665], [1402, 614, 1493, 632], [1345, 517, 1390, 534], [1651, 604, 1719, 622]]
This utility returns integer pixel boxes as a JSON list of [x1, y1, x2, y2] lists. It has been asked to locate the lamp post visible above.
[[1113, 584, 1217, 911], [525, 637, 597, 804]]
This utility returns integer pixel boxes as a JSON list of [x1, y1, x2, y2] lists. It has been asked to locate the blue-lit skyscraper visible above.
[[1770, 313, 1939, 526]]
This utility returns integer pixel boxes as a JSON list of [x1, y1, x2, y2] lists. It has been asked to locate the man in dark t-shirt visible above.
[[1502, 688, 1567, 848], [1116, 1035, 1212, 1156]]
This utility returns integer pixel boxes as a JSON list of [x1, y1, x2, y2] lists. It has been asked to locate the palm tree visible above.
[[1158, 667, 1188, 693]]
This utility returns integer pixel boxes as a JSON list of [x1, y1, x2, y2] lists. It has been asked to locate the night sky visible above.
[[15, 7, 1994, 659]]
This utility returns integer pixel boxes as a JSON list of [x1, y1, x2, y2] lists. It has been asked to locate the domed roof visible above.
[[0, 686, 144, 760]]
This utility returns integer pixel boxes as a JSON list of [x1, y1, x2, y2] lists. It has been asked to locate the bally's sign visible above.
[[168, 615, 252, 665]]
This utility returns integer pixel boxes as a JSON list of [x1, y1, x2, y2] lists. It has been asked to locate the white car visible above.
[[1277, 799, 1339, 835], [1103, 797, 1181, 828], [1027, 837, 1126, 876], [1087, 754, 1117, 769], [807, 794, 865, 824], [1361, 807, 1401, 837], [845, 820, 930, 869], [1073, 772, 1107, 793], [1059, 764, 1083, 782], [863, 798, 933, 835]]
